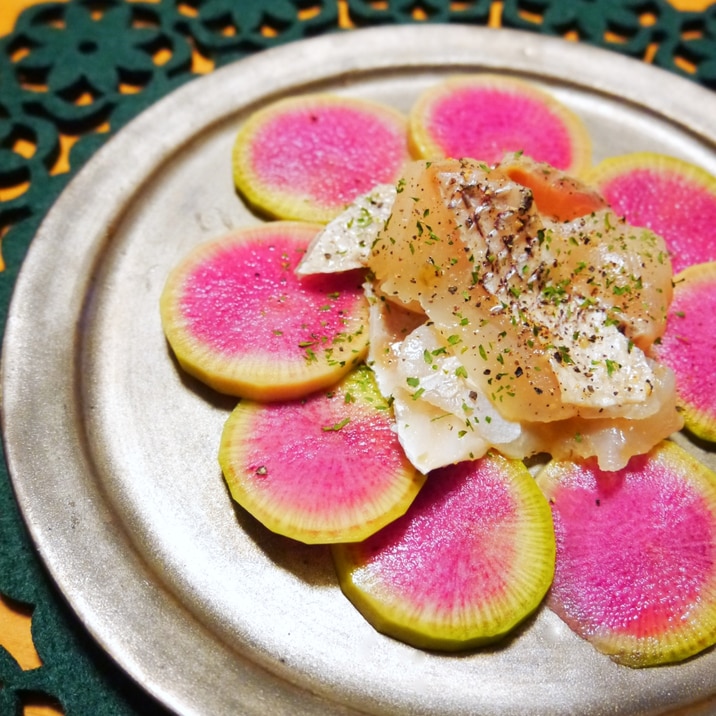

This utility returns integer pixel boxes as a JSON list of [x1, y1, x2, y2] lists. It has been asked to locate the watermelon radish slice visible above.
[[332, 452, 555, 651], [218, 365, 425, 544], [160, 222, 369, 401], [537, 441, 716, 667], [585, 152, 716, 274], [232, 93, 410, 223], [408, 75, 592, 174], [653, 261, 716, 443]]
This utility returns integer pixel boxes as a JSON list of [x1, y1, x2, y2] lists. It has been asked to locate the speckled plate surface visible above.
[[3, 25, 716, 716]]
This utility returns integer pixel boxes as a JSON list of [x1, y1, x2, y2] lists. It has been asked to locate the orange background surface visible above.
[[1, 0, 715, 713]]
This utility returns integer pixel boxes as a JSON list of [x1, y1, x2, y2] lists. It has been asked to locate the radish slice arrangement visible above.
[[160, 76, 716, 665]]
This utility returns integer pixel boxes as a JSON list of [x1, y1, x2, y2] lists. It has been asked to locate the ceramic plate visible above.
[[4, 25, 716, 716]]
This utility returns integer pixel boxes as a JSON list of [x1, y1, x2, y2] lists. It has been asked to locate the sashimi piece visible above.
[[366, 291, 523, 472], [160, 222, 369, 401], [408, 75, 591, 173], [368, 158, 674, 432], [501, 152, 607, 221], [542, 211, 673, 351], [653, 261, 716, 443], [585, 152, 716, 274], [296, 184, 396, 275], [332, 452, 555, 651], [537, 441, 716, 667], [368, 158, 571, 423], [516, 363, 682, 472], [219, 365, 425, 544], [233, 94, 410, 223]]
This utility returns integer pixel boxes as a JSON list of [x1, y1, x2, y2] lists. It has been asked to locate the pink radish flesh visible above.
[[249, 105, 407, 208], [160, 222, 369, 400], [552, 461, 709, 633], [598, 169, 716, 274], [540, 442, 716, 666], [425, 87, 575, 169], [241, 401, 408, 519], [219, 366, 424, 544], [180, 232, 364, 360], [333, 453, 555, 650], [654, 262, 716, 440], [365, 461, 516, 605]]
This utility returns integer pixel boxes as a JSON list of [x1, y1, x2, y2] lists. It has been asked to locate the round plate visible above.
[[4, 25, 716, 716]]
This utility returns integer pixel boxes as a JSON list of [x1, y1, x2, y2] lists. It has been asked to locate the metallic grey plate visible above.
[[3, 25, 716, 716]]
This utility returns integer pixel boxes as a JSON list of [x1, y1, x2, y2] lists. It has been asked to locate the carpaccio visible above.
[[160, 75, 716, 666]]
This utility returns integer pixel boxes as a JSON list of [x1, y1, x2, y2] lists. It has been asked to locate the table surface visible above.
[[1, 1, 715, 715]]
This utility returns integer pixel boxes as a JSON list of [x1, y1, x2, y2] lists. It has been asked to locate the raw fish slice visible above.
[[538, 441, 716, 667], [366, 294, 523, 472], [296, 184, 396, 275], [516, 364, 682, 473], [500, 152, 606, 220], [543, 211, 673, 351], [369, 158, 571, 423], [368, 158, 672, 427], [333, 452, 555, 650]]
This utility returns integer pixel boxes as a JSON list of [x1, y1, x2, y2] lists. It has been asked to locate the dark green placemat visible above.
[[1, 1, 715, 713]]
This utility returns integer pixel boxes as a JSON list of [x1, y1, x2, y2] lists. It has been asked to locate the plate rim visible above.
[[3, 24, 716, 716]]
